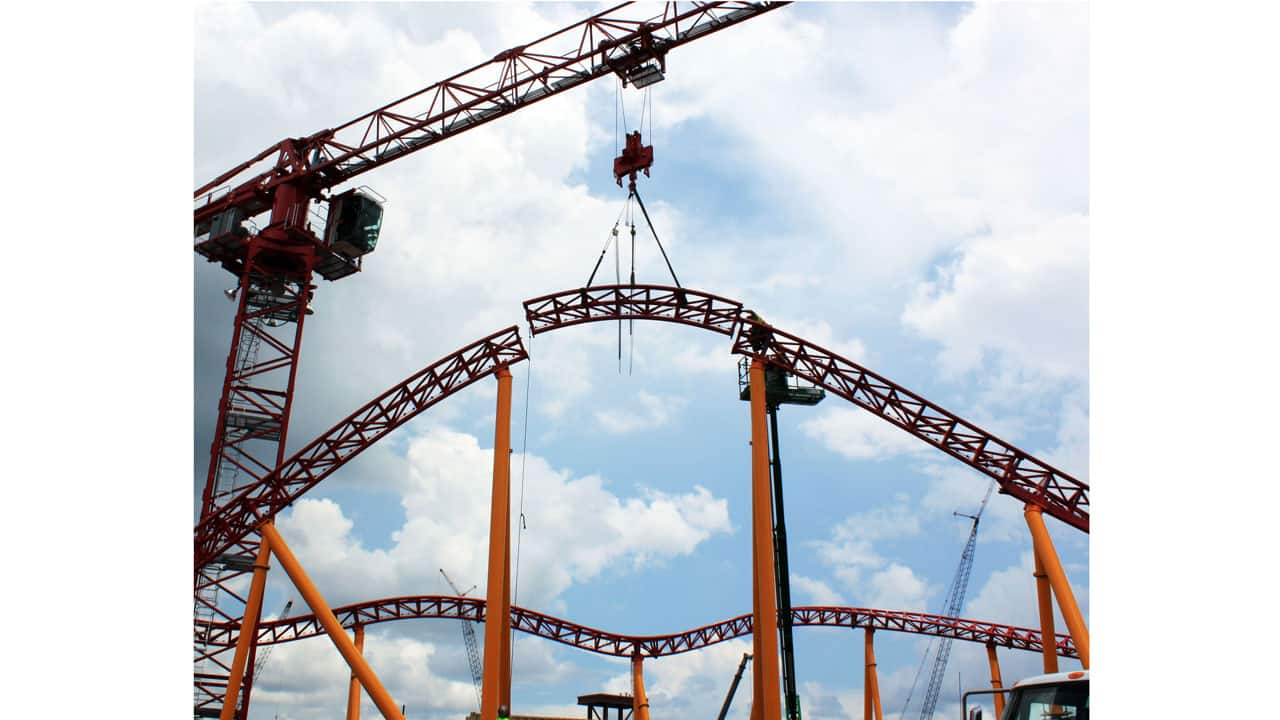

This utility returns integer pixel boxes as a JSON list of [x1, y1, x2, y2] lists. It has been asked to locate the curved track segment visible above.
[[200, 596, 1077, 659], [194, 327, 527, 571], [522, 284, 1088, 533], [732, 318, 1089, 532], [524, 284, 743, 337]]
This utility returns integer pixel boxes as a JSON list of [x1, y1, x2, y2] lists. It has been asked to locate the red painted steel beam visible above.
[[523, 284, 743, 337], [194, 2, 790, 230], [732, 318, 1090, 532], [194, 327, 528, 571], [520, 284, 1088, 533], [199, 596, 1078, 660]]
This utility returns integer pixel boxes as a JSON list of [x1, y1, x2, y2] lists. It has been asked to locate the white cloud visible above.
[[800, 407, 930, 461], [594, 391, 687, 434], [901, 214, 1089, 384], [274, 426, 732, 611], [966, 551, 1089, 632], [808, 497, 933, 611], [792, 575, 846, 606]]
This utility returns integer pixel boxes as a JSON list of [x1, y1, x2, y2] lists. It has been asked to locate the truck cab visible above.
[[997, 670, 1088, 720]]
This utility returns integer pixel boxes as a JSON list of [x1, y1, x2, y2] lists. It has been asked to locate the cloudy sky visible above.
[[193, 3, 1090, 719]]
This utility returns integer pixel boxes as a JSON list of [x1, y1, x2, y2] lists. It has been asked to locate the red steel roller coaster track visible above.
[[194, 327, 527, 571], [194, 284, 1087, 715], [525, 284, 1089, 531], [198, 595, 1078, 660], [197, 284, 1087, 573]]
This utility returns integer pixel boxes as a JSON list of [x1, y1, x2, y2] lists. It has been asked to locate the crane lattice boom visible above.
[[441, 569, 484, 711], [194, 1, 789, 235], [903, 483, 995, 720]]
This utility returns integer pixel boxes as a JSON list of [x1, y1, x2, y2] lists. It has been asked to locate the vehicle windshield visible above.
[[999, 680, 1088, 720]]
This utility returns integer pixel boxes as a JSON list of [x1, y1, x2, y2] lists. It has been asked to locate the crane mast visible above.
[[913, 483, 994, 720], [192, 4, 791, 718], [441, 569, 485, 712]]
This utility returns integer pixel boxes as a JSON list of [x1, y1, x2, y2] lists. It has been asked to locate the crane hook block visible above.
[[613, 131, 654, 188]]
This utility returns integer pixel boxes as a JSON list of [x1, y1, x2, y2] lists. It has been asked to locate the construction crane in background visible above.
[[900, 482, 995, 720], [717, 653, 753, 720], [192, 4, 790, 717], [440, 569, 484, 712], [251, 600, 293, 682]]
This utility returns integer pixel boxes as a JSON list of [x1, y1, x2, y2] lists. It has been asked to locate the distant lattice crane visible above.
[[440, 569, 484, 711], [251, 600, 292, 683], [902, 482, 995, 720]]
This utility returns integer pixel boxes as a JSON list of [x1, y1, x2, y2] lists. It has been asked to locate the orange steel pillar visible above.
[[750, 523, 763, 720], [1032, 550, 1059, 675], [986, 643, 1005, 717], [259, 523, 405, 720], [631, 654, 651, 720], [346, 624, 366, 720], [481, 366, 514, 720], [863, 628, 882, 720], [219, 532, 272, 720], [500, 508, 513, 711], [1025, 504, 1090, 668], [749, 359, 783, 720]]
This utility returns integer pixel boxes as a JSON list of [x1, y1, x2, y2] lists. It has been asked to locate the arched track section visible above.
[[523, 284, 1089, 533], [194, 327, 527, 570], [199, 595, 1077, 659], [524, 285, 743, 337]]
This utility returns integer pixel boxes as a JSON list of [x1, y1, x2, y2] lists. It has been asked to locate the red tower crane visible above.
[[192, 3, 790, 717]]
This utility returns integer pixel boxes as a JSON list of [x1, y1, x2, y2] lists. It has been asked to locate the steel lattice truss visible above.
[[521, 284, 1088, 532], [198, 596, 1077, 660], [194, 2, 788, 229], [731, 317, 1089, 532], [524, 284, 743, 337], [196, 285, 1086, 575], [194, 327, 527, 571]]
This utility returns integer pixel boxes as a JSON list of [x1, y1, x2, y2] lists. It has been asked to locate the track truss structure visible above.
[[524, 284, 743, 337], [195, 326, 527, 571], [198, 595, 1078, 660], [196, 284, 1087, 714], [521, 283, 1089, 532], [731, 316, 1089, 532]]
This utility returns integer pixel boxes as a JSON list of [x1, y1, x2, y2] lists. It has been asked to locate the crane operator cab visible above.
[[324, 188, 384, 258]]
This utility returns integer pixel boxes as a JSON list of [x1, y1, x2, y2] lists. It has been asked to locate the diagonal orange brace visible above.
[[1025, 504, 1090, 668], [260, 523, 405, 720]]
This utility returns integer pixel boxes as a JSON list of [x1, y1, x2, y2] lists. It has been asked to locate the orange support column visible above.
[[500, 510, 513, 711], [1025, 504, 1090, 668], [347, 624, 366, 720], [986, 643, 1005, 717], [751, 519, 763, 720], [1032, 549, 1059, 675], [481, 366, 514, 720], [631, 654, 651, 720], [863, 628, 882, 720], [259, 523, 404, 720], [748, 359, 782, 720], [219, 532, 272, 720]]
